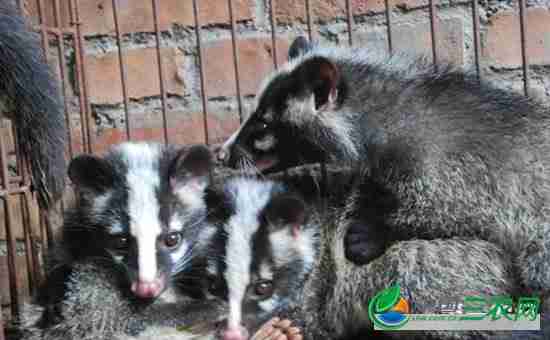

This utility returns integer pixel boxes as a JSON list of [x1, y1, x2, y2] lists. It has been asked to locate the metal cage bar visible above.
[[345, 0, 354, 46], [192, 0, 210, 145], [228, 0, 245, 123], [269, 0, 278, 69], [111, 0, 132, 140], [0, 303, 4, 340], [35, 0, 49, 58], [518, 0, 530, 96], [23, 200, 38, 295], [385, 0, 393, 54], [151, 0, 169, 144], [20, 193, 35, 295], [428, 0, 439, 67], [0, 132, 19, 319], [72, 0, 95, 153], [471, 0, 482, 80], [53, 0, 74, 158], [68, 0, 92, 153], [9, 124, 38, 297], [305, 0, 313, 41]]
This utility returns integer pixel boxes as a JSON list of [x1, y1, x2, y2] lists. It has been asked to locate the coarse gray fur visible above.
[[17, 260, 224, 340], [0, 0, 66, 209], [289, 180, 545, 340], [219, 39, 550, 304]]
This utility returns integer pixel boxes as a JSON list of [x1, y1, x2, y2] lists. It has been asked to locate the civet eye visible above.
[[257, 122, 268, 131], [112, 235, 129, 250], [207, 276, 226, 296], [253, 280, 274, 298], [163, 232, 182, 249]]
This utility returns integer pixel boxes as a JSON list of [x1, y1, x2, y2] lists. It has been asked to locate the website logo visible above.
[[368, 284, 541, 331], [368, 284, 410, 330]]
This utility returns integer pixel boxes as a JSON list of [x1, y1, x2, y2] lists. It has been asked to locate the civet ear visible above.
[[294, 56, 340, 111], [288, 36, 313, 60], [263, 194, 307, 238], [68, 155, 117, 193], [168, 144, 213, 195]]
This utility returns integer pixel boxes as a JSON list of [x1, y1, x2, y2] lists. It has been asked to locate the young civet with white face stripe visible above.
[[201, 175, 315, 340], [63, 142, 215, 300]]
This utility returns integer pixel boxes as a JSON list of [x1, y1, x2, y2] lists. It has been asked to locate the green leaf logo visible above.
[[375, 284, 401, 313], [368, 283, 409, 330]]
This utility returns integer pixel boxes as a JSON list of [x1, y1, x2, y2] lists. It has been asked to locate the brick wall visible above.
[[1, 0, 549, 321], [22, 0, 550, 154]]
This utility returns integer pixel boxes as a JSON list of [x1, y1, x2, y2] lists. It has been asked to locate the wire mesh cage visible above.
[[1, 0, 546, 337]]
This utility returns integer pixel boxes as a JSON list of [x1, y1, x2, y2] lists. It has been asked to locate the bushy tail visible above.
[[0, 1, 66, 209]]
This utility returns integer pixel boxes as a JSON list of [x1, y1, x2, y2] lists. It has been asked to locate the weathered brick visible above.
[[203, 37, 291, 97], [86, 48, 185, 104], [125, 110, 239, 139], [201, 112, 241, 144], [483, 8, 550, 68], [72, 111, 239, 153], [23, 0, 69, 28], [26, 0, 254, 36], [192, 0, 254, 26], [274, 0, 427, 23], [354, 18, 464, 65]]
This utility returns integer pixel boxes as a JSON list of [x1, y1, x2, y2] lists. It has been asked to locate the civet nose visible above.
[[131, 278, 164, 299], [222, 325, 249, 340]]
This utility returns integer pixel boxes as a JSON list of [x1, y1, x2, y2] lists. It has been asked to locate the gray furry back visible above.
[[303, 46, 550, 233], [294, 219, 545, 340], [277, 165, 544, 340], [0, 0, 66, 209]]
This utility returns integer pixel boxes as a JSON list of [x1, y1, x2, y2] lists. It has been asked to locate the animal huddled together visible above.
[[11, 33, 550, 340]]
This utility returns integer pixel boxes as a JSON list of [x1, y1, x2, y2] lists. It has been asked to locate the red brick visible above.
[[26, 0, 254, 36], [71, 111, 239, 153], [86, 48, 185, 104], [274, 0, 426, 23], [203, 38, 291, 97], [23, 0, 69, 28], [354, 18, 464, 65], [192, 0, 254, 27], [483, 8, 550, 68], [124, 110, 239, 138], [394, 18, 463, 65], [201, 112, 241, 143]]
